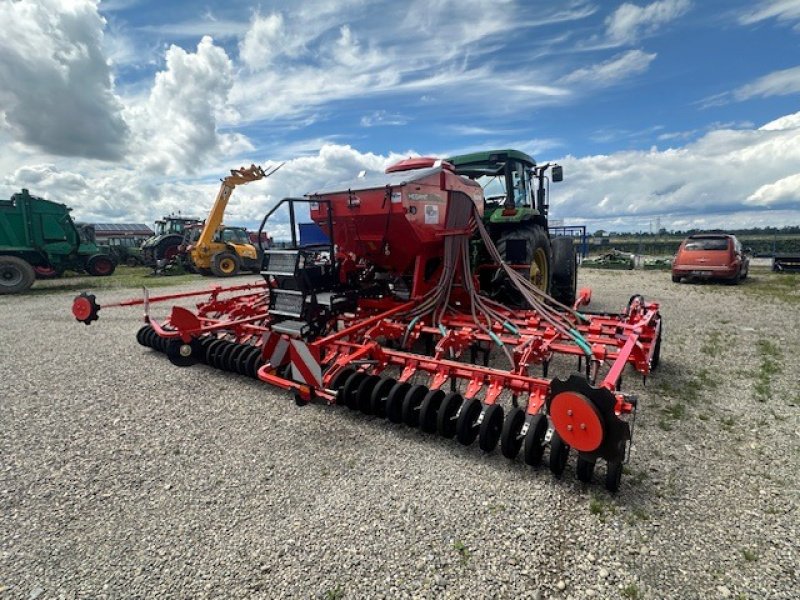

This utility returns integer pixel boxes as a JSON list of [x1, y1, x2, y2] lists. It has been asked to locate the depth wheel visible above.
[[341, 372, 367, 410], [523, 414, 548, 466], [549, 431, 570, 478], [478, 404, 504, 452], [437, 393, 463, 438], [500, 407, 526, 460], [402, 384, 429, 427], [576, 455, 596, 483], [386, 382, 411, 423], [605, 441, 626, 494], [370, 377, 396, 418], [166, 339, 196, 367], [456, 398, 483, 446], [418, 389, 445, 433], [356, 375, 381, 414]]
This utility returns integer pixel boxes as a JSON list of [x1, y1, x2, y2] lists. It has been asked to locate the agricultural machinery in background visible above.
[[73, 150, 662, 492], [140, 215, 202, 269], [0, 189, 116, 294]]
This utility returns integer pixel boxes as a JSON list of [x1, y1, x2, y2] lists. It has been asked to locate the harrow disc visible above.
[[356, 375, 381, 414], [342, 371, 367, 410], [218, 343, 238, 371], [402, 384, 429, 427], [166, 339, 196, 367], [244, 348, 264, 378], [386, 382, 411, 423], [478, 404, 504, 452], [227, 345, 248, 372], [548, 430, 570, 478], [437, 393, 463, 438], [235, 346, 255, 375], [418, 389, 445, 433], [456, 398, 483, 446], [370, 377, 396, 418], [523, 414, 548, 466], [500, 407, 526, 459]]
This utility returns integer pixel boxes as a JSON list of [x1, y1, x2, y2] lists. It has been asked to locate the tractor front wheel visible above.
[[211, 252, 240, 277], [87, 255, 116, 277]]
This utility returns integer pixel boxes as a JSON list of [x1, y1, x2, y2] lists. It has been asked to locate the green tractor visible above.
[[0, 189, 116, 294], [446, 149, 578, 306], [140, 215, 202, 268]]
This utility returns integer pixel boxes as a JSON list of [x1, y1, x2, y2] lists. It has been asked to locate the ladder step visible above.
[[271, 288, 305, 318], [270, 319, 308, 338], [262, 250, 300, 277]]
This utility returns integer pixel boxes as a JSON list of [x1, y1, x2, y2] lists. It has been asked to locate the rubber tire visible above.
[[205, 339, 226, 365], [437, 393, 463, 438], [235, 346, 255, 374], [671, 274, 681, 283], [218, 343, 238, 371], [0, 256, 35, 294], [478, 404, 504, 452], [402, 384, 429, 427], [356, 375, 381, 414], [386, 382, 411, 424], [87, 254, 116, 277], [576, 455, 596, 483], [456, 398, 483, 446], [136, 325, 150, 347], [211, 252, 240, 277], [342, 372, 367, 410], [370, 377, 396, 418], [227, 344, 248, 372], [500, 407, 526, 459], [418, 389, 445, 433], [605, 441, 626, 494], [493, 223, 552, 302], [523, 414, 548, 467], [166, 339, 196, 367], [549, 431, 570, 478], [247, 349, 264, 379], [550, 236, 577, 306]]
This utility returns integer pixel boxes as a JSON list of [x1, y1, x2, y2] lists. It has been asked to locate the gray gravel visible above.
[[1, 270, 798, 599]]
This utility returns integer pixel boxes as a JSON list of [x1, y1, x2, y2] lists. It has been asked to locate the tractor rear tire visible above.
[[0, 256, 35, 294], [211, 252, 240, 277], [493, 223, 552, 304], [550, 237, 577, 306], [87, 255, 116, 277]]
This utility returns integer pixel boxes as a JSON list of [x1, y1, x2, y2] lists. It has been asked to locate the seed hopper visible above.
[[73, 158, 662, 492]]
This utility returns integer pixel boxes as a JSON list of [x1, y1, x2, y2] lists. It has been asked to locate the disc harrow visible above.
[[72, 158, 663, 493]]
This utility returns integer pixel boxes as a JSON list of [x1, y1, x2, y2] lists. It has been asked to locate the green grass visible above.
[[753, 340, 783, 403], [324, 585, 345, 600], [24, 266, 205, 295], [742, 548, 758, 562], [741, 272, 800, 305], [621, 583, 642, 599], [701, 329, 723, 356], [452, 540, 471, 565]]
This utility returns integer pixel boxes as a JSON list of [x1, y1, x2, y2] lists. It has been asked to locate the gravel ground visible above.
[[1, 270, 798, 599]]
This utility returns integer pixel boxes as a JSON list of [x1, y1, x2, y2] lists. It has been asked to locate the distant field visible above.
[[589, 234, 800, 256]]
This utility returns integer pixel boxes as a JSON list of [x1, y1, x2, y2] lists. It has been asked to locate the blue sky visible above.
[[1, 0, 799, 232]]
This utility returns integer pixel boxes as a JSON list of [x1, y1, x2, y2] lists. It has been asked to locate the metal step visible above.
[[262, 249, 300, 277], [270, 319, 308, 338], [270, 288, 305, 318]]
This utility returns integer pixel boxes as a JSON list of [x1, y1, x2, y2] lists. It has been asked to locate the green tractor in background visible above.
[[446, 149, 578, 306]]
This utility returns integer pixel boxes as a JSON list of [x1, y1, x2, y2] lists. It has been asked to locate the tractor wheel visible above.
[[87, 255, 116, 277], [576, 455, 596, 483], [456, 398, 483, 446], [386, 382, 411, 423], [550, 236, 577, 306], [418, 389, 445, 433], [549, 431, 570, 478], [34, 265, 60, 279], [500, 407, 526, 459], [493, 223, 552, 303], [523, 414, 548, 466], [437, 393, 463, 438], [370, 377, 397, 418], [0, 256, 35, 294], [211, 252, 240, 277], [671, 274, 681, 283], [402, 384, 429, 427], [478, 404, 504, 452]]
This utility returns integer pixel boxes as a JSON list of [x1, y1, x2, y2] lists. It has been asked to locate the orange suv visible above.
[[672, 234, 749, 284]]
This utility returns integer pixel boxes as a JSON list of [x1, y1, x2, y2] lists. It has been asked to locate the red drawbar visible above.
[[549, 391, 604, 452]]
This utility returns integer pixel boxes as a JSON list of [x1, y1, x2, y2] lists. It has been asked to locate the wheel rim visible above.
[[530, 247, 549, 290], [0, 265, 23, 286], [94, 259, 113, 275], [219, 258, 236, 274]]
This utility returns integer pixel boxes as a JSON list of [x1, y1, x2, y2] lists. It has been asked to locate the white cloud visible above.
[[606, 0, 691, 44], [0, 0, 128, 160], [559, 50, 657, 86], [747, 173, 800, 206], [739, 0, 800, 29], [360, 111, 408, 127], [125, 36, 253, 175], [734, 65, 800, 100]]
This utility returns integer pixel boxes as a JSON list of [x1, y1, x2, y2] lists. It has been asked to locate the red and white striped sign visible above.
[[289, 339, 322, 387], [261, 331, 290, 368]]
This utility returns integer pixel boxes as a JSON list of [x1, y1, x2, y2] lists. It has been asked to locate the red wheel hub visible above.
[[549, 391, 604, 452], [72, 296, 93, 321]]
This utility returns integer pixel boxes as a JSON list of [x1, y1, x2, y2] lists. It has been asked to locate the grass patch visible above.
[[741, 272, 800, 305], [742, 548, 758, 562], [701, 329, 723, 356], [622, 583, 642, 599], [452, 540, 471, 565], [753, 340, 782, 403], [324, 585, 345, 600], [720, 415, 736, 431], [589, 495, 617, 521]]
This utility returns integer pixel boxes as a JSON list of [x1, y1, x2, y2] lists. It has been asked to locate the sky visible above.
[[0, 0, 799, 234]]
